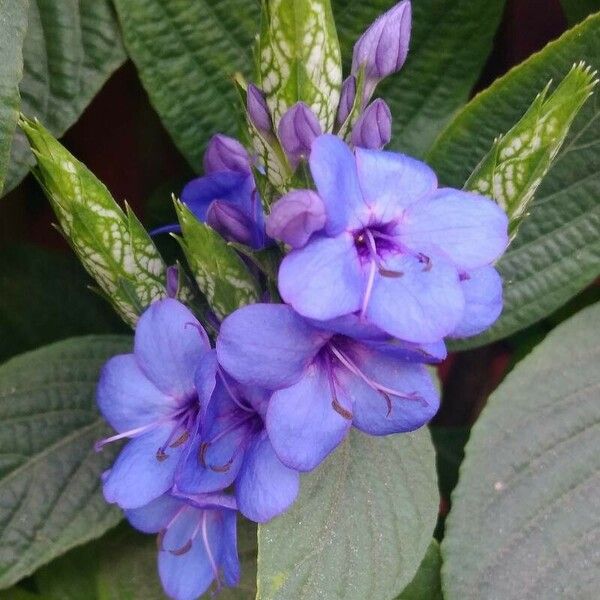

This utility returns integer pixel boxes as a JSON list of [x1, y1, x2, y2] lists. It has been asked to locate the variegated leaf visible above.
[[175, 201, 260, 320], [466, 62, 598, 238], [20, 117, 168, 326], [258, 0, 342, 132]]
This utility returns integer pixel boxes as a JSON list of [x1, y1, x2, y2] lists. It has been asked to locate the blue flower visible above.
[[217, 303, 440, 471], [175, 350, 300, 523], [96, 298, 213, 509], [273, 135, 508, 343], [126, 492, 240, 600]]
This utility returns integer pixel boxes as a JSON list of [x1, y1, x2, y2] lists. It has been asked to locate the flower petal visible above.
[[97, 354, 176, 432], [217, 304, 327, 389], [401, 188, 509, 269], [337, 344, 439, 435], [158, 508, 216, 600], [363, 338, 447, 363], [236, 431, 300, 523], [219, 509, 240, 586], [355, 147, 437, 221], [135, 299, 210, 399], [279, 234, 363, 321], [125, 494, 184, 533], [366, 254, 465, 343], [309, 135, 368, 234], [450, 266, 503, 338], [266, 363, 352, 471], [102, 425, 184, 509]]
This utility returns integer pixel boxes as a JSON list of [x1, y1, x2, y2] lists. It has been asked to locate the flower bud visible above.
[[278, 102, 322, 168], [206, 199, 256, 247], [351, 99, 392, 149], [352, 0, 411, 99], [247, 83, 273, 135], [266, 189, 326, 248], [166, 265, 180, 298], [336, 76, 357, 125], [203, 134, 252, 174]]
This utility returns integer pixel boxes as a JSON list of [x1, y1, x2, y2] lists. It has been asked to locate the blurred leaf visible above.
[[0, 335, 131, 589], [0, 0, 27, 194], [0, 588, 52, 600], [258, 0, 342, 131], [113, 0, 259, 172], [333, 0, 506, 157], [175, 201, 260, 320], [560, 0, 600, 25], [33, 518, 257, 600], [21, 117, 169, 326], [257, 428, 438, 600], [465, 63, 596, 238], [397, 540, 442, 600], [430, 426, 470, 502], [4, 0, 126, 195], [0, 244, 126, 364], [442, 302, 600, 599], [429, 14, 600, 348]]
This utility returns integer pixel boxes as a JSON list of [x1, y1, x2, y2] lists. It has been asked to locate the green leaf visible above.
[[175, 201, 260, 320], [257, 428, 438, 600], [466, 63, 596, 238], [21, 117, 169, 326], [333, 0, 506, 157], [113, 0, 259, 171], [0, 244, 127, 364], [429, 14, 600, 348], [0, 335, 132, 590], [0, 588, 52, 600], [397, 540, 442, 600], [560, 0, 600, 25], [4, 0, 126, 195], [0, 0, 28, 194], [258, 0, 342, 132], [442, 302, 600, 599]]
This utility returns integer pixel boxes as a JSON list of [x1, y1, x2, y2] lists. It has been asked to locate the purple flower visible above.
[[126, 492, 239, 600], [277, 135, 508, 344], [247, 83, 273, 136], [96, 299, 212, 509], [175, 351, 300, 523], [351, 98, 392, 149], [278, 102, 322, 168], [217, 304, 440, 471], [203, 134, 252, 174], [266, 189, 326, 248], [352, 0, 412, 101], [337, 76, 357, 125]]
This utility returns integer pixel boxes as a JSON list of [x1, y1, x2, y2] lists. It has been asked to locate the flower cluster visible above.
[[95, 2, 508, 599]]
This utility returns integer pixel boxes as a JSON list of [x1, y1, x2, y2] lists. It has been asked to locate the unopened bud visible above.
[[247, 83, 273, 135], [206, 200, 256, 247], [337, 76, 357, 125], [278, 102, 322, 168], [203, 134, 251, 174], [351, 99, 392, 149]]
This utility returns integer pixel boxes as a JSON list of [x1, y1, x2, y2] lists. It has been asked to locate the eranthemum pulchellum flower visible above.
[[96, 298, 212, 508], [272, 135, 508, 344], [175, 350, 300, 523], [126, 492, 239, 600], [217, 304, 440, 471]]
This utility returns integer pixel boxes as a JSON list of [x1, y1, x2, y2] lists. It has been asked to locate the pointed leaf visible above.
[[258, 0, 342, 132], [175, 202, 260, 320], [429, 14, 600, 348], [257, 429, 438, 600], [0, 0, 28, 194], [4, 0, 126, 195], [0, 335, 132, 590], [397, 540, 442, 600], [21, 117, 169, 326], [442, 302, 600, 599]]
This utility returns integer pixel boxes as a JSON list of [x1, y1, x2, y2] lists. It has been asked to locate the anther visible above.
[[417, 253, 432, 272], [169, 539, 193, 556], [210, 458, 234, 473], [169, 430, 190, 448], [198, 442, 210, 467], [378, 267, 403, 278], [332, 397, 353, 420], [156, 448, 169, 461], [156, 529, 166, 551]]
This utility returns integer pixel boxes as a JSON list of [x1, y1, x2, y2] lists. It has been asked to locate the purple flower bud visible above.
[[166, 265, 180, 298], [206, 199, 255, 246], [266, 189, 326, 248], [247, 83, 273, 135], [352, 0, 411, 99], [203, 134, 252, 174], [351, 99, 392, 150], [278, 102, 322, 168], [337, 76, 357, 125]]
